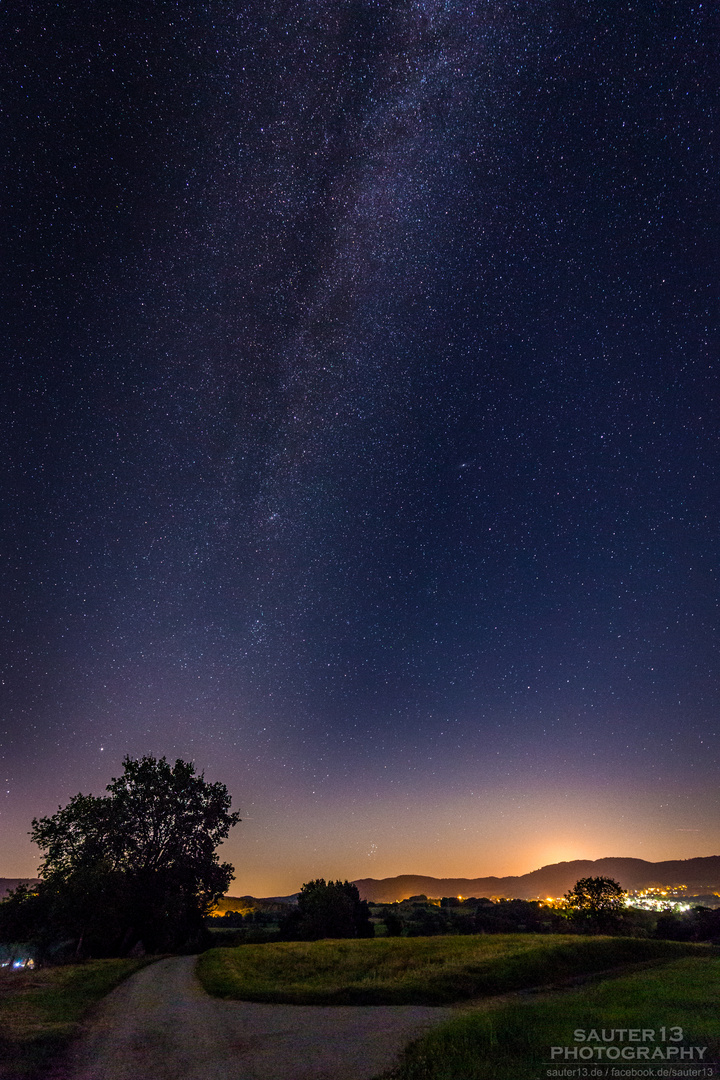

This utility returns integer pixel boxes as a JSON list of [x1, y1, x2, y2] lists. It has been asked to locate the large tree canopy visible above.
[[564, 876, 626, 929], [1, 756, 240, 958], [281, 879, 374, 940]]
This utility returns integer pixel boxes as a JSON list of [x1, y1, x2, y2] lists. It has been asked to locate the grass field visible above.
[[0, 957, 156, 1080], [386, 953, 720, 1080], [196, 934, 707, 1006]]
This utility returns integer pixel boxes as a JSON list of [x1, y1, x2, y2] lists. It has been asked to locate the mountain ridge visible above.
[[5, 857, 720, 907], [353, 856, 720, 902]]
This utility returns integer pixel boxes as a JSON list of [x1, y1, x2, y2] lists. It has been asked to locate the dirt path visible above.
[[67, 955, 455, 1080]]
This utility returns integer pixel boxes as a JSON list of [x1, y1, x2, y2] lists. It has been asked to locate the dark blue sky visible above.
[[2, 1, 718, 894]]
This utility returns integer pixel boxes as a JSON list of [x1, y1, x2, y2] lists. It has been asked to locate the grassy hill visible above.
[[390, 953, 720, 1079], [197, 934, 707, 1006]]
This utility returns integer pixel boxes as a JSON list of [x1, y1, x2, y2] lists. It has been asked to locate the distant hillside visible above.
[[214, 894, 297, 915], [353, 856, 720, 902], [0, 878, 39, 899]]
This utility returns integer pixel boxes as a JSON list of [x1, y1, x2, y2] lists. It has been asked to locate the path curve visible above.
[[67, 955, 455, 1080]]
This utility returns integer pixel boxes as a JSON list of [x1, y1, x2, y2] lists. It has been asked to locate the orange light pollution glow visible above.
[[3, 728, 718, 900], [203, 770, 719, 898], [3, 736, 718, 900]]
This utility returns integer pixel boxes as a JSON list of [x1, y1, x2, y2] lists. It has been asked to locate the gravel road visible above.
[[67, 955, 455, 1080]]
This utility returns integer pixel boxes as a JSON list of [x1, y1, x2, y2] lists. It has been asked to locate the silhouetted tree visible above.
[[280, 879, 374, 940], [564, 877, 626, 931], [0, 756, 240, 958]]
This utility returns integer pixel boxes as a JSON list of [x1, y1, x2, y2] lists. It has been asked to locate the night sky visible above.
[[2, 1, 718, 897]]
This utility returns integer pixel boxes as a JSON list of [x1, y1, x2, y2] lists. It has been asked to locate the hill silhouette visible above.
[[353, 856, 720, 902], [6, 858, 720, 909], [0, 878, 39, 899]]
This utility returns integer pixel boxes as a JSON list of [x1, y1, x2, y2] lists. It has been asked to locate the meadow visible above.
[[196, 933, 706, 1005], [0, 957, 155, 1080], [386, 953, 720, 1080], [2, 934, 716, 1080]]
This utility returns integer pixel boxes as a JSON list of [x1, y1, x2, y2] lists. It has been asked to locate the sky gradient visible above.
[[2, 1, 718, 897]]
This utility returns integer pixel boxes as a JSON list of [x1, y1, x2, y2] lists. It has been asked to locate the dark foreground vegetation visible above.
[[386, 954, 720, 1080], [196, 933, 706, 1005], [377, 876, 720, 942], [0, 756, 240, 962], [206, 887, 720, 946], [0, 957, 156, 1080], [205, 877, 373, 945]]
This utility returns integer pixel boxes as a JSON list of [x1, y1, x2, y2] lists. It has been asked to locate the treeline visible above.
[[378, 897, 565, 937], [207, 879, 372, 944], [373, 895, 720, 941], [655, 906, 720, 942], [206, 890, 720, 944]]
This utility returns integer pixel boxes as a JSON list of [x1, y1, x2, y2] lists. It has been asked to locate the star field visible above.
[[1, 1, 718, 895]]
